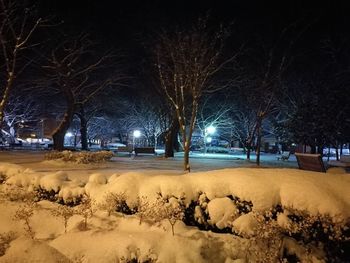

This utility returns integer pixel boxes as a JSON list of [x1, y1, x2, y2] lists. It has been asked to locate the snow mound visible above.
[[39, 171, 69, 192], [0, 237, 71, 263], [88, 173, 107, 184], [232, 213, 258, 236], [207, 197, 237, 229], [1, 163, 39, 188], [85, 168, 350, 221]]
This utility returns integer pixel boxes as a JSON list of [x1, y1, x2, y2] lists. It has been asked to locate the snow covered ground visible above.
[[0, 151, 349, 262]]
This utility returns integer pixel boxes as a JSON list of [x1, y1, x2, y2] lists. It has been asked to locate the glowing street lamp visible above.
[[65, 132, 73, 137], [133, 130, 141, 138], [206, 125, 216, 135], [206, 137, 212, 143], [133, 130, 141, 152]]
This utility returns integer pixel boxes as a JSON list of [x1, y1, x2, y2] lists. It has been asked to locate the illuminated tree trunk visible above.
[[0, 76, 14, 130], [52, 92, 75, 151]]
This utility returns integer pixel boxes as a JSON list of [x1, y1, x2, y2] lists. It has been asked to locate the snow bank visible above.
[[86, 168, 350, 221], [39, 171, 69, 192], [2, 162, 350, 220], [207, 197, 237, 229], [0, 237, 71, 263], [0, 163, 38, 188]]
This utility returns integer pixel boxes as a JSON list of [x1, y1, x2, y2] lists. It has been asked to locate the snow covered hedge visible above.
[[44, 150, 114, 164], [1, 163, 350, 261]]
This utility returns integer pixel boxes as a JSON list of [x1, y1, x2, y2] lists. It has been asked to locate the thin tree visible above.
[[156, 18, 229, 171], [238, 21, 311, 165]]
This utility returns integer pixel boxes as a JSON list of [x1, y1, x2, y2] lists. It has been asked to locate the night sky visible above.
[[34, 1, 350, 91], [37, 0, 350, 47]]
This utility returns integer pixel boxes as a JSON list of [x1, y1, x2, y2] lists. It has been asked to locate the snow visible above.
[[0, 237, 71, 263], [207, 197, 237, 229], [232, 213, 258, 236], [0, 152, 349, 262]]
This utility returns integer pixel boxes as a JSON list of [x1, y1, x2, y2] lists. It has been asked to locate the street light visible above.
[[133, 130, 141, 152], [65, 132, 73, 137], [133, 130, 141, 138], [206, 125, 216, 135], [203, 126, 216, 154]]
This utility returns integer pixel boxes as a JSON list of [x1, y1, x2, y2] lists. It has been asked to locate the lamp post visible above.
[[204, 125, 216, 154], [133, 130, 141, 152]]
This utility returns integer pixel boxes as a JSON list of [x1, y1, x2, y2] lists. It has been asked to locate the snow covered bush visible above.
[[0, 184, 35, 202], [76, 151, 114, 164], [75, 194, 96, 230], [119, 246, 157, 263], [281, 208, 350, 262], [51, 204, 75, 233], [242, 211, 286, 262], [149, 193, 185, 236], [44, 150, 113, 163], [137, 196, 154, 225], [207, 197, 238, 230], [99, 192, 133, 216], [12, 201, 37, 239], [0, 171, 7, 183], [0, 231, 16, 256], [33, 186, 59, 202], [44, 151, 75, 162]]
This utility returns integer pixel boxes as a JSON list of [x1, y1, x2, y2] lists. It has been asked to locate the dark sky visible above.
[[36, 0, 350, 87], [38, 0, 350, 44]]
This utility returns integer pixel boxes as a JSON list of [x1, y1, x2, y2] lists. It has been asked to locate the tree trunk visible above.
[[327, 146, 330, 162], [52, 94, 75, 151], [78, 106, 88, 151], [53, 131, 66, 151], [184, 142, 190, 172], [256, 118, 262, 166], [246, 143, 251, 160], [335, 144, 339, 161], [340, 143, 343, 156], [165, 117, 179, 158], [0, 75, 14, 130]]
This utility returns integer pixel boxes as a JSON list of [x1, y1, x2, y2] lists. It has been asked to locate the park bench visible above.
[[134, 147, 156, 156], [328, 155, 350, 171], [295, 153, 327, 173], [276, 151, 291, 161], [116, 146, 133, 156]]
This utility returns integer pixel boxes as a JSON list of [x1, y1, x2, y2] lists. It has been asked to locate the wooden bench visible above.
[[328, 155, 350, 171], [277, 151, 291, 161], [295, 153, 326, 173], [134, 147, 156, 156]]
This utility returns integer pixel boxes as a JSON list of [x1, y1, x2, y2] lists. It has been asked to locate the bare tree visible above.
[[156, 18, 229, 171], [196, 97, 232, 153], [0, 0, 42, 129], [43, 34, 125, 150], [237, 21, 310, 165], [1, 94, 38, 142], [121, 98, 168, 147]]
